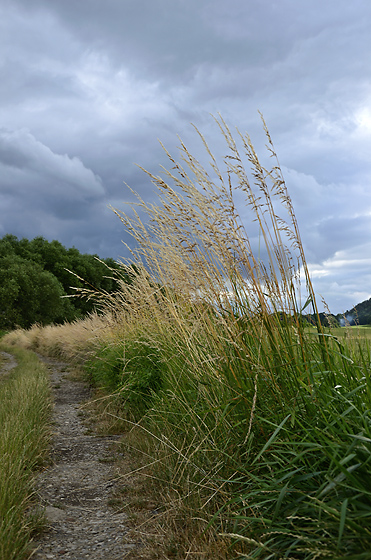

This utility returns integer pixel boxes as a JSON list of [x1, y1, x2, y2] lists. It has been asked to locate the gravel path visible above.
[[30, 356, 136, 559]]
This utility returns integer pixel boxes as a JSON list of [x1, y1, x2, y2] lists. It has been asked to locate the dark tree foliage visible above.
[[305, 312, 340, 328], [0, 234, 122, 329], [306, 302, 371, 328], [336, 298, 371, 326], [0, 255, 74, 328]]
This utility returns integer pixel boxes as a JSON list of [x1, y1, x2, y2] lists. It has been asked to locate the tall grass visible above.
[[3, 314, 111, 363], [0, 343, 52, 560], [6, 116, 371, 557], [98, 115, 371, 558]]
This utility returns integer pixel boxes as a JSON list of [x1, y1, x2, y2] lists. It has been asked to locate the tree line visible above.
[[306, 300, 371, 328], [0, 234, 123, 329]]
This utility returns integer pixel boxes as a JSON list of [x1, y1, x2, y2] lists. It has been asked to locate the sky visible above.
[[1, 0, 371, 314]]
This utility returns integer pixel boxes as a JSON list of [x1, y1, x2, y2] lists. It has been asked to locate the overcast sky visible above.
[[1, 0, 371, 313]]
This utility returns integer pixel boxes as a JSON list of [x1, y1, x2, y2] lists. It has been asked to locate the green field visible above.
[[332, 325, 371, 337]]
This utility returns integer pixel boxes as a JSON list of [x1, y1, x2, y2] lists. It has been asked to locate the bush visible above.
[[0, 255, 75, 328], [85, 339, 164, 418]]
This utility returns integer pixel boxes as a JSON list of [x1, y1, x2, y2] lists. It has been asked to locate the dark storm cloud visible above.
[[0, 127, 110, 252], [0, 128, 103, 197], [1, 0, 371, 311]]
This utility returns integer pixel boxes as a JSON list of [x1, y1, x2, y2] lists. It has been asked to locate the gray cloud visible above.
[[0, 128, 104, 196], [1, 0, 371, 312]]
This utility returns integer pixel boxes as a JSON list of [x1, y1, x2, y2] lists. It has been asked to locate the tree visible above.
[[0, 255, 75, 329], [0, 234, 123, 325]]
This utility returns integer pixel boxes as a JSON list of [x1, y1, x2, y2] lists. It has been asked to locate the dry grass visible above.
[[80, 354, 238, 559], [2, 313, 114, 363], [79, 379, 229, 559]]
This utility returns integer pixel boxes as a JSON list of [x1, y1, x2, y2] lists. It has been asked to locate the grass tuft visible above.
[[0, 343, 52, 560]]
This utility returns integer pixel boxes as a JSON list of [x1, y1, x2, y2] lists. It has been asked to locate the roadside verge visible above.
[[0, 343, 52, 560]]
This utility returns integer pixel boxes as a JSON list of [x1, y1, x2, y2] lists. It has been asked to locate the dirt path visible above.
[[0, 350, 18, 378], [31, 356, 136, 559]]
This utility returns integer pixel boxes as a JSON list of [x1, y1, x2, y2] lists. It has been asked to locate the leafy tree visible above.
[[0, 255, 75, 329], [305, 312, 340, 328], [0, 234, 121, 320]]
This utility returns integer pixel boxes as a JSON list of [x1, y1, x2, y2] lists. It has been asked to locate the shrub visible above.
[[85, 338, 164, 418]]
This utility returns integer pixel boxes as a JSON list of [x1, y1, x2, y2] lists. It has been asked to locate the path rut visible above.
[[31, 357, 136, 559]]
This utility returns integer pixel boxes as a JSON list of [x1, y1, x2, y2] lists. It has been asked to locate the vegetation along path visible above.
[[31, 356, 136, 559]]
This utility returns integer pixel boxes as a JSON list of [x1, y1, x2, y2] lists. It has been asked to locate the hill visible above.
[[336, 297, 371, 326]]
